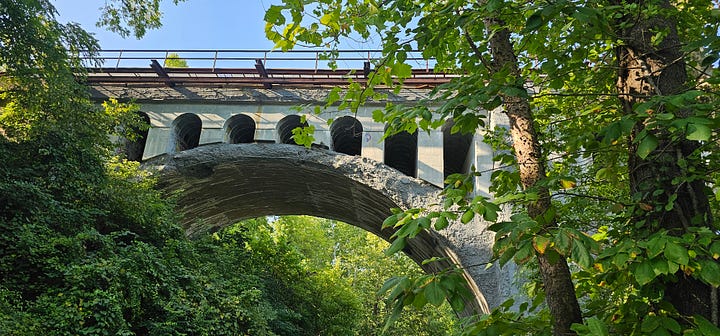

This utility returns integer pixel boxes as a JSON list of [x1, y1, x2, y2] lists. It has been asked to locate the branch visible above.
[[551, 191, 631, 206]]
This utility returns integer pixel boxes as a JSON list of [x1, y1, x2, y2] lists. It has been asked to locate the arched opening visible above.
[[276, 115, 308, 145], [330, 116, 363, 156], [224, 114, 256, 144], [442, 120, 474, 180], [143, 144, 491, 316], [171, 113, 202, 152], [124, 112, 150, 162], [384, 126, 418, 178]]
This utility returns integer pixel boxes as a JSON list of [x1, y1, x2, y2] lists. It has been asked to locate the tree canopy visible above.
[[0, 0, 460, 334], [264, 0, 720, 334]]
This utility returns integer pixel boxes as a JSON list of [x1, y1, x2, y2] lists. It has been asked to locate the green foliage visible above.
[[264, 216, 462, 336], [97, 0, 187, 39], [264, 0, 720, 333], [1, 2, 379, 335], [163, 52, 189, 68]]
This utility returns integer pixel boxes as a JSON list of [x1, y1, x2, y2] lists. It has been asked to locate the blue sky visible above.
[[53, 0, 280, 50], [52, 1, 385, 68]]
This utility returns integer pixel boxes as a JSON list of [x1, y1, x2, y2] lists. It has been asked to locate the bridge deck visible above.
[[79, 49, 459, 88], [82, 66, 457, 87]]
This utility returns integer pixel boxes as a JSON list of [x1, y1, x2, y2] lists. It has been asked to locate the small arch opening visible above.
[[384, 126, 418, 177], [171, 113, 202, 152], [124, 112, 151, 162], [330, 116, 363, 156], [442, 120, 474, 180], [224, 114, 256, 144], [277, 115, 308, 145]]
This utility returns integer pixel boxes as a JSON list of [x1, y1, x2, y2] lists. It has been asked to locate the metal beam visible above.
[[254, 59, 272, 89], [150, 59, 175, 87]]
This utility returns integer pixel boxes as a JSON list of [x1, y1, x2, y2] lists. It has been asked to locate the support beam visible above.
[[255, 59, 272, 89], [363, 61, 371, 78], [150, 59, 175, 87]]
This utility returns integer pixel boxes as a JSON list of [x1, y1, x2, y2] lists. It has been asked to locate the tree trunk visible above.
[[613, 0, 717, 322], [485, 18, 583, 336]]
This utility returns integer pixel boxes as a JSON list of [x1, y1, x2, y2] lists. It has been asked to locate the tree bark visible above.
[[485, 18, 583, 336], [613, 0, 717, 322]]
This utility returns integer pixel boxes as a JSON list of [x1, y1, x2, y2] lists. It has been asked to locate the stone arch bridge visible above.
[[86, 50, 514, 315]]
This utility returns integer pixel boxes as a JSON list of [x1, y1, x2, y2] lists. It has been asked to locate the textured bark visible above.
[[485, 19, 582, 335], [613, 0, 717, 322]]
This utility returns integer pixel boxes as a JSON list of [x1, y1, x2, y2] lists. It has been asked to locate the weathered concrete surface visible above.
[[142, 143, 501, 315], [90, 85, 433, 104]]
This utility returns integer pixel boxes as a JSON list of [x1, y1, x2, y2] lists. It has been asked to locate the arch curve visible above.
[[169, 113, 202, 152], [122, 111, 150, 162], [142, 143, 490, 316], [224, 114, 256, 144], [276, 114, 307, 145], [330, 116, 363, 156]]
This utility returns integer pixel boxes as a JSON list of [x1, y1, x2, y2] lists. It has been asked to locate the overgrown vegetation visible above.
[[0, 1, 460, 334], [265, 0, 720, 335]]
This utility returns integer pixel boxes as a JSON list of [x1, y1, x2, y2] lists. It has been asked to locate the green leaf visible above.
[[382, 215, 398, 229], [424, 280, 445, 306], [377, 276, 402, 297], [587, 316, 610, 336], [514, 242, 534, 264], [686, 123, 712, 141], [695, 315, 720, 335], [392, 62, 412, 79], [434, 216, 449, 230], [635, 260, 656, 285], [554, 229, 572, 255], [417, 217, 431, 230], [710, 241, 720, 259], [498, 246, 517, 266], [699, 259, 720, 286], [642, 315, 660, 332], [460, 209, 474, 224], [664, 241, 689, 265], [500, 86, 528, 98], [652, 258, 669, 276], [701, 55, 718, 67], [486, 0, 502, 12], [637, 134, 658, 159], [483, 204, 499, 222], [660, 316, 681, 334], [264, 5, 285, 25], [613, 253, 629, 267], [533, 235, 551, 254], [572, 240, 592, 268], [385, 237, 406, 255], [646, 235, 667, 258], [525, 12, 544, 31]]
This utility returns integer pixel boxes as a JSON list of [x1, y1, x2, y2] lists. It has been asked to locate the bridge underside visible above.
[[143, 143, 492, 315]]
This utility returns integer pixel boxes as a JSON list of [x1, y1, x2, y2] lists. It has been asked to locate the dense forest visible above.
[[0, 1, 459, 335]]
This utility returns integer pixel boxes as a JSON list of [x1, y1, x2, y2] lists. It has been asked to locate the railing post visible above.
[[115, 50, 123, 69], [212, 50, 218, 71]]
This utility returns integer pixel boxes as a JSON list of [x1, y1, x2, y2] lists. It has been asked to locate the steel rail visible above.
[[78, 49, 456, 88]]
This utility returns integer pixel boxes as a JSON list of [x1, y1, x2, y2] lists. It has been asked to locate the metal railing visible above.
[[80, 49, 457, 87], [82, 49, 435, 71]]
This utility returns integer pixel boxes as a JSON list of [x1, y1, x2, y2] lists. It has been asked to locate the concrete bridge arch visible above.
[[142, 143, 500, 315]]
